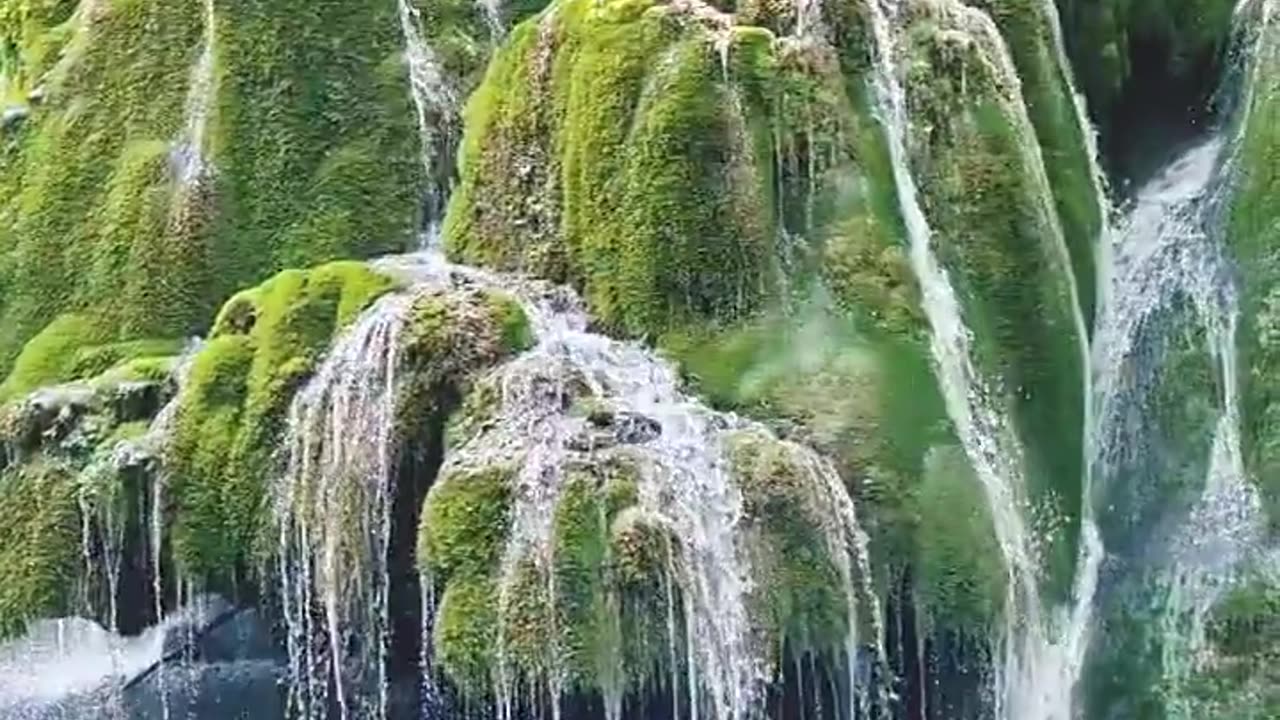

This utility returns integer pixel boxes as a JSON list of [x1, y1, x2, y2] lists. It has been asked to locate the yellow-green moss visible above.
[[1, 0, 431, 380], [418, 465, 514, 581], [168, 262, 394, 584], [434, 575, 501, 694], [0, 459, 80, 638], [446, 0, 777, 337]]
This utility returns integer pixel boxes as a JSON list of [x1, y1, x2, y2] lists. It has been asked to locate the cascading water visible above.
[[273, 294, 410, 720], [371, 248, 884, 720], [395, 0, 460, 245], [172, 0, 216, 189], [863, 1, 1098, 717], [1090, 131, 1264, 720]]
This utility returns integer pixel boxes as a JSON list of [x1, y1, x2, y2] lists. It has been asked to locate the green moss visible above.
[[168, 262, 393, 584], [971, 0, 1100, 323], [0, 0, 203, 372], [418, 465, 514, 581], [0, 314, 108, 400], [0, 311, 181, 402], [446, 0, 776, 337], [435, 575, 501, 695], [913, 445, 1005, 631], [0, 459, 80, 638], [903, 15, 1086, 600], [1, 0, 430, 380], [729, 430, 849, 657], [550, 471, 618, 691]]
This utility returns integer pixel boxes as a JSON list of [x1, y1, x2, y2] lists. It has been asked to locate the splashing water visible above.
[[1092, 133, 1263, 720], [274, 293, 410, 720], [0, 598, 240, 720], [172, 0, 216, 188], [395, 0, 459, 246], [375, 248, 883, 720]]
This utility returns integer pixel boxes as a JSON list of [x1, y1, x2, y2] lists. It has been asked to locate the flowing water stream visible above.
[[265, 242, 883, 720], [172, 0, 216, 190], [395, 0, 460, 244]]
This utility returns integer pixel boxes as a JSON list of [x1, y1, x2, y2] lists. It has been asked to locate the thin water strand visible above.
[[395, 0, 459, 246], [274, 293, 410, 720]]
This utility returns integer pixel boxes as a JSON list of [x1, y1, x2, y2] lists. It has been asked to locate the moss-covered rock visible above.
[[0, 0, 433, 380], [1228, 1, 1280, 532], [970, 0, 1101, 321], [419, 464, 514, 582], [167, 262, 394, 584], [729, 430, 851, 658], [446, 0, 781, 336], [902, 4, 1086, 599]]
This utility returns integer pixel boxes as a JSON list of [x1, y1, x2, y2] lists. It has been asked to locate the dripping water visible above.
[[374, 247, 884, 720], [274, 294, 409, 720]]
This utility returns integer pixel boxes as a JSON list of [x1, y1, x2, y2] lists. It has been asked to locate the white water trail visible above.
[[395, 0, 459, 247], [1092, 129, 1264, 714], [274, 294, 408, 720], [173, 0, 216, 189], [478, 0, 505, 40]]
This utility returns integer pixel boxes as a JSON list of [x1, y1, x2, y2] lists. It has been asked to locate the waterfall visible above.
[[274, 293, 410, 720], [395, 0, 459, 246], [864, 1, 1101, 717], [1091, 133, 1264, 716], [172, 0, 216, 189], [376, 249, 883, 720], [477, 0, 505, 40]]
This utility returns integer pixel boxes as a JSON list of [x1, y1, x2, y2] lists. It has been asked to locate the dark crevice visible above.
[[1107, 31, 1225, 192]]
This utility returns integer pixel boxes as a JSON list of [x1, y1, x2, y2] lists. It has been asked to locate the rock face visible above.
[[0, 0, 1275, 718]]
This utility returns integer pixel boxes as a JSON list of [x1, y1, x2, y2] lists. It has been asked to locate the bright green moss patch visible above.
[[168, 262, 393, 584], [0, 312, 182, 402], [434, 575, 501, 695], [0, 459, 80, 639], [418, 465, 514, 581], [446, 0, 777, 337], [0, 0, 202, 373], [1, 0, 432, 380]]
